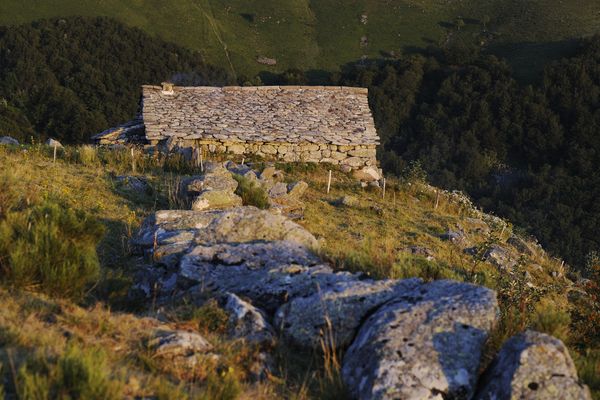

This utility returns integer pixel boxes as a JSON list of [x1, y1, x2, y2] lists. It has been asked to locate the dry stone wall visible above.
[[143, 85, 379, 167]]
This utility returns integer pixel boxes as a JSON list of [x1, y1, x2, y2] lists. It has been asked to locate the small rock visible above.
[[343, 280, 498, 400], [439, 230, 467, 245], [0, 136, 19, 146], [116, 176, 150, 194], [335, 195, 359, 207], [475, 330, 591, 400], [191, 190, 243, 211], [223, 293, 275, 346], [368, 181, 380, 188], [484, 245, 517, 270], [340, 165, 353, 173], [268, 182, 289, 198], [352, 166, 381, 182], [405, 246, 435, 261], [260, 166, 277, 180], [286, 181, 308, 199], [45, 138, 63, 148], [150, 329, 213, 358]]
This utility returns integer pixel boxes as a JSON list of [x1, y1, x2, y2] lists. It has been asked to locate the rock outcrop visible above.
[[476, 330, 591, 400], [0, 136, 19, 146], [127, 162, 589, 399]]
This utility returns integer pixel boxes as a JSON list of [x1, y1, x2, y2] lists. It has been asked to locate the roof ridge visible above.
[[142, 85, 368, 94]]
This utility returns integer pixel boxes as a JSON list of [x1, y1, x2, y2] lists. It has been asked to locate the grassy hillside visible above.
[[0, 144, 598, 398], [1, 0, 599, 79]]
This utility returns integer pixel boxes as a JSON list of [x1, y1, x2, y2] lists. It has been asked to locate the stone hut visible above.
[[97, 83, 380, 167]]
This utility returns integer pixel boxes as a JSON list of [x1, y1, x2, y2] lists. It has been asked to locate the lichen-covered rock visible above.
[[286, 181, 308, 199], [191, 189, 242, 211], [149, 329, 213, 358], [276, 278, 422, 349], [182, 166, 238, 196], [179, 240, 354, 313], [352, 166, 381, 182], [132, 207, 318, 250], [223, 293, 274, 346], [116, 175, 150, 194], [0, 136, 19, 146], [342, 280, 498, 400], [268, 182, 289, 198], [475, 330, 591, 400]]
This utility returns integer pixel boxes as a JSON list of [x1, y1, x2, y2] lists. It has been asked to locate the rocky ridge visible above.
[[129, 161, 591, 400]]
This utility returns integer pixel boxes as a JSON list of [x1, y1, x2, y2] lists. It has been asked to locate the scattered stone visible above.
[[191, 190, 242, 211], [45, 138, 63, 148], [257, 56, 277, 66], [276, 278, 422, 349], [286, 181, 308, 199], [223, 293, 275, 346], [343, 280, 498, 400], [92, 118, 145, 145], [439, 229, 467, 245], [116, 176, 150, 194], [368, 181, 380, 189], [149, 329, 213, 358], [484, 245, 517, 270], [334, 195, 359, 207], [340, 165, 353, 173], [475, 330, 591, 400], [0, 136, 19, 146], [405, 246, 435, 261], [182, 167, 238, 196], [352, 166, 381, 182], [268, 182, 289, 198]]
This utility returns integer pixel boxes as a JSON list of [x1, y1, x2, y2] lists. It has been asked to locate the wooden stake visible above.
[[53, 144, 57, 163], [382, 178, 386, 199], [327, 170, 332, 194], [131, 147, 136, 173], [200, 149, 204, 172], [393, 190, 396, 206], [241, 157, 245, 165], [434, 191, 440, 209]]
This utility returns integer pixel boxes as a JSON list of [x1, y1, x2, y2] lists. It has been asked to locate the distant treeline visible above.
[[329, 38, 600, 270], [1, 16, 599, 269], [0, 17, 232, 143]]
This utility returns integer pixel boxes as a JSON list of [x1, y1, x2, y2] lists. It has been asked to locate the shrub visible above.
[[233, 174, 270, 209], [0, 200, 105, 300], [16, 345, 122, 399], [76, 145, 98, 166]]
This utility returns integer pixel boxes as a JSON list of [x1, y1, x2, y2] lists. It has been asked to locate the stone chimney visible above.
[[161, 82, 174, 95]]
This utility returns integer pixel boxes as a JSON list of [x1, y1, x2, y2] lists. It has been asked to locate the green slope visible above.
[[1, 0, 599, 78]]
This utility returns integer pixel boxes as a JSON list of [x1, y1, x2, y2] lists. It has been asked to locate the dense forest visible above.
[[1, 17, 599, 271], [331, 39, 600, 270], [0, 17, 231, 143]]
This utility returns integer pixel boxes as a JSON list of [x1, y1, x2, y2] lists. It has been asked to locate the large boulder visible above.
[[179, 240, 353, 313], [132, 207, 318, 250], [0, 136, 19, 146], [275, 278, 422, 349], [475, 330, 591, 400], [343, 280, 498, 400], [182, 165, 238, 196], [191, 190, 242, 211]]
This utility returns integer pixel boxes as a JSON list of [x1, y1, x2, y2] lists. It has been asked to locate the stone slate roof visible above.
[[142, 85, 379, 146]]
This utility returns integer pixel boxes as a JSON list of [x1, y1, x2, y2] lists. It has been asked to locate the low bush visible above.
[[15, 345, 123, 399], [0, 200, 105, 300], [233, 174, 270, 209]]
